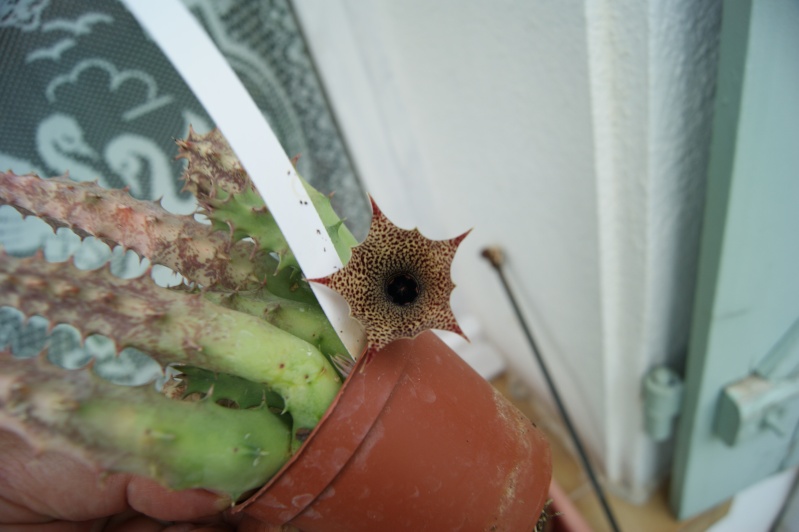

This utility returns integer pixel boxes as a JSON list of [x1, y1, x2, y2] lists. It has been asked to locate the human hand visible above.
[[0, 430, 279, 532]]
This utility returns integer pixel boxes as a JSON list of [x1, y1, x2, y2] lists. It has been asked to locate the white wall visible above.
[[293, 0, 718, 504]]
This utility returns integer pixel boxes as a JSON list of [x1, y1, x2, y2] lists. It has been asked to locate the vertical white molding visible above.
[[585, 0, 652, 499], [586, 0, 721, 501]]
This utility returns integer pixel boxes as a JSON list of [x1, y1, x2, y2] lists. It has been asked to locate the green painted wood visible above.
[[670, 0, 799, 519]]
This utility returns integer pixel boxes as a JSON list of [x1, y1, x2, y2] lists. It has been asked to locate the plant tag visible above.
[[123, 0, 365, 358]]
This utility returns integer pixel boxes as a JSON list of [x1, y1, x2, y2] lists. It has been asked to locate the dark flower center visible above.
[[385, 272, 420, 306]]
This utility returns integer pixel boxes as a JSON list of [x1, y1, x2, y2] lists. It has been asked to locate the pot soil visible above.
[[234, 331, 552, 531]]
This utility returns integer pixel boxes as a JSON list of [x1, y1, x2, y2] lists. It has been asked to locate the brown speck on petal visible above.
[[309, 196, 469, 355]]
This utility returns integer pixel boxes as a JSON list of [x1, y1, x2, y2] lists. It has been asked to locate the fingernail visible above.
[[214, 495, 234, 512]]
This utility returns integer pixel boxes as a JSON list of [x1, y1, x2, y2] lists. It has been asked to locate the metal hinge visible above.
[[714, 317, 799, 449]]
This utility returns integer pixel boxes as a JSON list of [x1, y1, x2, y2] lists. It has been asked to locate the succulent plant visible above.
[[309, 198, 469, 355], [0, 128, 356, 499], [0, 128, 467, 502]]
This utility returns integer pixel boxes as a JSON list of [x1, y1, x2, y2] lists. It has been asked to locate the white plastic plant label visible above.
[[122, 0, 365, 358]]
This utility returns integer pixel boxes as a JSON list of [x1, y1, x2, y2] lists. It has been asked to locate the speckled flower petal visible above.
[[310, 197, 469, 355]]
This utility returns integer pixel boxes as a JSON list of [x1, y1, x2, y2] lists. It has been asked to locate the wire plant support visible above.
[[482, 246, 622, 532]]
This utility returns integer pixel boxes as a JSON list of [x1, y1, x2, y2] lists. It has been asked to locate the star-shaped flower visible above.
[[310, 197, 469, 356]]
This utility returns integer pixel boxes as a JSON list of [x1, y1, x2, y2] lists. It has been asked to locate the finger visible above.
[[0, 491, 51, 523], [105, 515, 168, 532], [164, 526, 234, 532], [104, 515, 233, 532], [236, 514, 297, 532], [0, 430, 232, 524], [0, 520, 105, 532], [112, 520, 233, 532], [0, 519, 235, 532], [126, 477, 232, 522], [0, 431, 129, 521]]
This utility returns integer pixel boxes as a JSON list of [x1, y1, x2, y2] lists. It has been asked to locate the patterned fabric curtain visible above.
[[0, 0, 366, 380]]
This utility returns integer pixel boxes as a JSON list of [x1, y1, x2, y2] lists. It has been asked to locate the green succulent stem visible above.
[[303, 181, 358, 265], [205, 287, 350, 373], [0, 127, 362, 495], [176, 365, 286, 411], [0, 354, 291, 500], [179, 128, 357, 270], [0, 252, 340, 447]]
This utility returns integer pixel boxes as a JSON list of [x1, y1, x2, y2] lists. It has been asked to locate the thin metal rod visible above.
[[482, 247, 621, 532]]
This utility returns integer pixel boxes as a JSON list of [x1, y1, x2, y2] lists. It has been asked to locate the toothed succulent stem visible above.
[[0, 253, 340, 447], [205, 288, 350, 372], [0, 353, 291, 500], [0, 127, 364, 495], [171, 365, 287, 411], [178, 128, 357, 269], [0, 171, 265, 290]]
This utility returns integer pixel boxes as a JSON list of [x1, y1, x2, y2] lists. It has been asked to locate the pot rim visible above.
[[232, 340, 411, 517]]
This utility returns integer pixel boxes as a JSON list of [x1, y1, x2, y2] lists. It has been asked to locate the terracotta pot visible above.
[[234, 331, 551, 531]]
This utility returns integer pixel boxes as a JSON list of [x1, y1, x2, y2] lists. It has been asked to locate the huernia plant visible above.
[[0, 128, 467, 501], [310, 198, 469, 355]]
